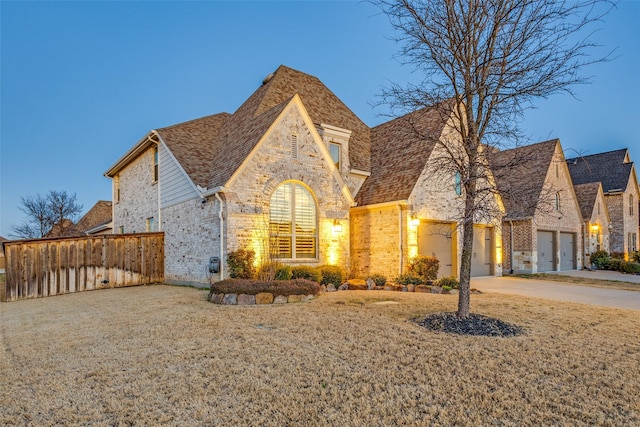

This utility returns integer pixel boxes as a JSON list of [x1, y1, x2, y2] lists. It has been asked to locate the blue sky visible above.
[[1, 0, 638, 237]]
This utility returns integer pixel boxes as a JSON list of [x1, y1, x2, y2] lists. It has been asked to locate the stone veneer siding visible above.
[[350, 205, 408, 279], [605, 175, 639, 257], [113, 148, 159, 234], [161, 197, 222, 285], [222, 103, 352, 272]]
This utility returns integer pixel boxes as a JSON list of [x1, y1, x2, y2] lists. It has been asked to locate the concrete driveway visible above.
[[471, 272, 640, 310]]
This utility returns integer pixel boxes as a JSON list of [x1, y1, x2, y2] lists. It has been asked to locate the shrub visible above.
[[318, 265, 345, 287], [227, 249, 256, 279], [436, 276, 460, 289], [395, 273, 425, 286], [408, 256, 439, 281], [631, 251, 640, 263], [589, 250, 610, 270], [257, 261, 292, 281], [291, 265, 322, 282], [608, 258, 622, 272], [210, 278, 320, 296], [368, 273, 387, 287], [441, 285, 452, 292], [610, 252, 625, 260], [620, 261, 640, 275]]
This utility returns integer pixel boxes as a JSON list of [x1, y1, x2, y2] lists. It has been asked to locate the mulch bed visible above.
[[416, 312, 525, 337]]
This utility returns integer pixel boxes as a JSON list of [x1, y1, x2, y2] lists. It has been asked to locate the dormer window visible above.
[[330, 142, 341, 170]]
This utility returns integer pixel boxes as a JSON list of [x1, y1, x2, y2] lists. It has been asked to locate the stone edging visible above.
[[208, 292, 316, 305]]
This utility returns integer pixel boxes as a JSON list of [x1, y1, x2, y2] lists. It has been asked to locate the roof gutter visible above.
[[104, 133, 158, 177], [200, 186, 226, 197]]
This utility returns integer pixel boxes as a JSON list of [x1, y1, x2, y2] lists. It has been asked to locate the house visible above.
[[573, 182, 610, 267], [566, 149, 639, 259], [75, 200, 113, 235], [351, 108, 503, 279], [490, 139, 583, 273], [0, 235, 8, 273], [105, 65, 503, 285]]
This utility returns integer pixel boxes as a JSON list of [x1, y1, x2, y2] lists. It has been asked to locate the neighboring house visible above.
[[0, 235, 8, 273], [491, 139, 583, 273], [76, 200, 113, 235], [46, 219, 78, 238], [351, 107, 503, 279], [573, 182, 610, 267], [566, 149, 639, 259], [105, 65, 503, 285]]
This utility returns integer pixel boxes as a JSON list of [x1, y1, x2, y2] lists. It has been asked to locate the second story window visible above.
[[329, 142, 341, 170], [115, 175, 121, 202], [153, 147, 159, 182], [455, 171, 462, 196], [630, 194, 634, 216], [555, 192, 561, 211]]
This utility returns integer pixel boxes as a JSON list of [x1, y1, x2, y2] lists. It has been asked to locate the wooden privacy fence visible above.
[[1, 233, 164, 302]]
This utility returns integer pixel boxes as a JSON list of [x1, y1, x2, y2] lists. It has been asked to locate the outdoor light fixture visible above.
[[332, 220, 342, 233], [410, 214, 420, 227], [590, 224, 599, 233]]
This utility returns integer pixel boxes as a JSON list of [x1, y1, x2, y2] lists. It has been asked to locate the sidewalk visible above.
[[545, 269, 640, 284], [471, 274, 640, 310]]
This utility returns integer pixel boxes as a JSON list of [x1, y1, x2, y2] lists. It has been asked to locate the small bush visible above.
[[631, 251, 640, 263], [227, 249, 256, 279], [369, 273, 387, 287], [436, 276, 460, 289], [441, 285, 452, 292], [408, 256, 439, 281], [608, 258, 622, 272], [318, 265, 345, 287], [257, 262, 292, 281], [396, 273, 425, 286], [610, 251, 625, 260], [589, 250, 610, 270], [620, 261, 640, 275], [210, 278, 320, 296], [291, 265, 322, 282]]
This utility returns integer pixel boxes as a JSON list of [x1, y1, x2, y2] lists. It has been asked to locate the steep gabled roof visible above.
[[566, 149, 633, 193], [75, 200, 113, 234], [355, 106, 447, 206], [156, 113, 231, 189], [573, 182, 602, 220], [488, 139, 559, 219], [154, 65, 371, 191]]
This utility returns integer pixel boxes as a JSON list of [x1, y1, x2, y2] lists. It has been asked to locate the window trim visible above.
[[269, 181, 318, 261], [454, 171, 462, 196]]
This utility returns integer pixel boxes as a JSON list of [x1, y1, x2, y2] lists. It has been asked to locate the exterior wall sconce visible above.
[[333, 220, 342, 233], [590, 224, 599, 233], [410, 214, 420, 227]]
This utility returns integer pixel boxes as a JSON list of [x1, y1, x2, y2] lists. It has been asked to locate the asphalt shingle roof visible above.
[[573, 182, 601, 220], [488, 139, 559, 219], [75, 200, 113, 233], [355, 107, 447, 206], [566, 149, 632, 193], [156, 65, 370, 191]]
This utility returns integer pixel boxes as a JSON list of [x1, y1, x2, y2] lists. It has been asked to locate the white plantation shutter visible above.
[[269, 182, 317, 259]]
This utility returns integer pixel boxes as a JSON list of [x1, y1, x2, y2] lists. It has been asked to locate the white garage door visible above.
[[418, 222, 454, 278], [537, 231, 555, 272], [471, 226, 492, 277], [560, 232, 576, 270]]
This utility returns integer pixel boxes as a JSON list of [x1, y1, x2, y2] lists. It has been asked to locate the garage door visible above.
[[537, 231, 555, 272], [560, 232, 576, 270], [418, 222, 454, 278], [471, 226, 492, 277]]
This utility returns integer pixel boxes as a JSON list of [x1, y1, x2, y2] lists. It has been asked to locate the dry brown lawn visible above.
[[1, 285, 639, 426], [514, 273, 640, 292]]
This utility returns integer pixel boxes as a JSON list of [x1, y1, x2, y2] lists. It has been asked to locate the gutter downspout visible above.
[[508, 220, 514, 274], [214, 192, 225, 281], [398, 204, 404, 275]]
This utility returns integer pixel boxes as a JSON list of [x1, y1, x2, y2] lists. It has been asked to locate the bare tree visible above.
[[11, 190, 83, 239], [372, 0, 614, 317]]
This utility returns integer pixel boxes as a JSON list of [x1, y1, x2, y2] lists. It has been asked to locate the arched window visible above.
[[269, 182, 317, 259], [555, 192, 561, 211]]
